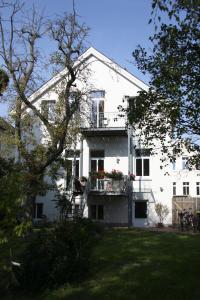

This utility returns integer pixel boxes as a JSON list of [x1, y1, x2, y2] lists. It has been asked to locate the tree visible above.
[[0, 0, 89, 221], [127, 0, 200, 166], [0, 69, 9, 96]]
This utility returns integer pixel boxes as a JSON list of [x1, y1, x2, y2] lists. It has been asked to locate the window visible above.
[[173, 182, 176, 196], [89, 205, 104, 220], [172, 160, 176, 171], [97, 205, 104, 220], [65, 150, 80, 189], [135, 149, 150, 176], [90, 90, 105, 127], [183, 182, 189, 195], [135, 201, 147, 218], [182, 157, 188, 170], [197, 182, 200, 196], [41, 100, 56, 121], [33, 203, 43, 219]]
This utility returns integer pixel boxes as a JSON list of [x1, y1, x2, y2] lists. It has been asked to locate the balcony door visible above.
[[90, 150, 104, 189], [90, 91, 105, 127]]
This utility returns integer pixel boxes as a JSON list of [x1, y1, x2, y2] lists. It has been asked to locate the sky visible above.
[[0, 0, 154, 117]]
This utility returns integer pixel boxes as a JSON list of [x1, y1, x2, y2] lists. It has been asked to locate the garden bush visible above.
[[13, 218, 102, 292]]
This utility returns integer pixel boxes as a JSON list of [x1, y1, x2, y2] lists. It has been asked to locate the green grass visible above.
[[2, 228, 200, 300]]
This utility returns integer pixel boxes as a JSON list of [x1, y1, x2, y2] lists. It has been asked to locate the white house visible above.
[[30, 47, 200, 227]]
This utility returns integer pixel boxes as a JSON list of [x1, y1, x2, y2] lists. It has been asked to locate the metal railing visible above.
[[91, 112, 126, 128], [90, 178, 127, 193]]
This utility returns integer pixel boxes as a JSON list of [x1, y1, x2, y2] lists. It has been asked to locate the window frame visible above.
[[135, 149, 150, 177], [173, 182, 176, 196]]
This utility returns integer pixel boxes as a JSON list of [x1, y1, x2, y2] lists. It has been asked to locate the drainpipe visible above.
[[80, 137, 83, 177], [128, 125, 133, 228]]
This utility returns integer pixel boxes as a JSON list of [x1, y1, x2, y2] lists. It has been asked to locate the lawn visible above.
[[2, 228, 200, 300]]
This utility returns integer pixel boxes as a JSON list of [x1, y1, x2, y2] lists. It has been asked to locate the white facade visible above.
[[31, 47, 200, 227]]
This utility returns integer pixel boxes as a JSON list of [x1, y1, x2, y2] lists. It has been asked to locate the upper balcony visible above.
[[81, 112, 127, 136]]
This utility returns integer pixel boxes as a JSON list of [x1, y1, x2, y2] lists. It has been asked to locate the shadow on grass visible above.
[[3, 229, 200, 300]]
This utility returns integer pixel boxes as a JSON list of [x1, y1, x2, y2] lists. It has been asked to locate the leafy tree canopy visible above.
[[127, 0, 200, 165]]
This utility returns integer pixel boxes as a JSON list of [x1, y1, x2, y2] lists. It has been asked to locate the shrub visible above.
[[13, 218, 102, 291], [155, 203, 169, 224]]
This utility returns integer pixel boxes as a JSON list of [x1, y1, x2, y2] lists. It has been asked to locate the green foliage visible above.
[[13, 219, 102, 292], [127, 0, 200, 164], [0, 157, 25, 241], [0, 69, 9, 95], [155, 202, 169, 224]]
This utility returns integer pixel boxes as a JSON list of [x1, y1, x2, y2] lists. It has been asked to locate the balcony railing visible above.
[[90, 178, 127, 193], [90, 112, 126, 128]]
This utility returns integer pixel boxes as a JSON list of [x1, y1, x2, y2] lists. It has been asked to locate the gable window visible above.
[[33, 203, 43, 219], [89, 205, 104, 220], [182, 157, 188, 170], [41, 100, 56, 121], [135, 149, 150, 177], [90, 90, 105, 128], [183, 182, 189, 195], [173, 182, 176, 196], [197, 182, 200, 196]]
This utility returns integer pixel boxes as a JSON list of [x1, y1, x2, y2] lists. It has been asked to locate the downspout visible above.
[[128, 125, 133, 228]]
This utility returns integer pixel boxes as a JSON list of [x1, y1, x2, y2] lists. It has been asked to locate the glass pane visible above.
[[90, 205, 96, 219], [99, 100, 104, 113], [92, 100, 97, 126], [91, 150, 104, 158], [136, 159, 142, 176], [76, 160, 79, 178], [135, 149, 150, 157], [98, 159, 104, 171], [90, 90, 105, 98], [98, 205, 104, 220], [37, 203, 43, 218], [143, 159, 150, 176], [135, 202, 147, 218], [91, 160, 97, 172], [66, 160, 72, 188]]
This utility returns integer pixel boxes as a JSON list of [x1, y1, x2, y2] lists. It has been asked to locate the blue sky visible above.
[[0, 0, 154, 116]]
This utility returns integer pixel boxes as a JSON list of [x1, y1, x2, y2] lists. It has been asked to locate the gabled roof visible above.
[[29, 47, 149, 103]]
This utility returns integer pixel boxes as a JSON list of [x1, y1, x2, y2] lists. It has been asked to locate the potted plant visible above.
[[105, 169, 123, 180], [129, 173, 135, 181], [80, 176, 87, 186], [90, 170, 105, 179], [155, 203, 169, 227]]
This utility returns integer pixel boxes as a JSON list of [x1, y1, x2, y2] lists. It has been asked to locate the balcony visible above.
[[89, 178, 127, 195], [81, 112, 127, 136]]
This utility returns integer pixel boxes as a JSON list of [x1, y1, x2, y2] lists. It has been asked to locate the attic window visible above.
[[41, 100, 56, 121]]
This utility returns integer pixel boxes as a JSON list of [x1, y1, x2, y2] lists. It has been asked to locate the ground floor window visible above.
[[135, 201, 147, 219], [197, 182, 200, 196], [173, 182, 176, 196], [90, 204, 104, 220], [33, 203, 43, 219], [183, 182, 189, 195]]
